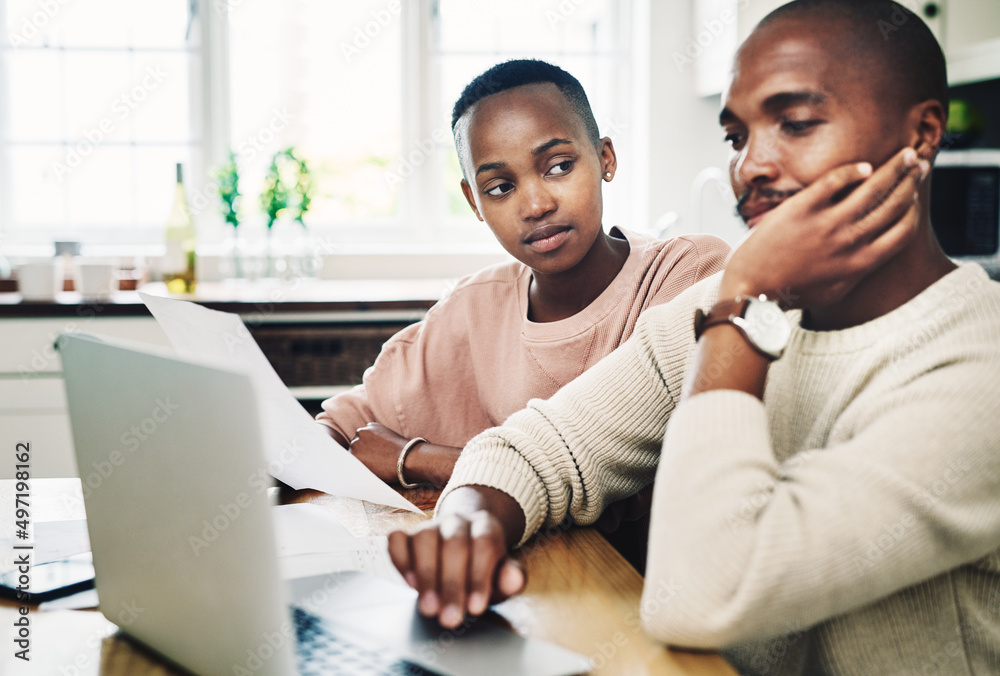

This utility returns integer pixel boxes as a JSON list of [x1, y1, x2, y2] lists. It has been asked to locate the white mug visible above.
[[18, 262, 61, 301], [75, 262, 119, 299]]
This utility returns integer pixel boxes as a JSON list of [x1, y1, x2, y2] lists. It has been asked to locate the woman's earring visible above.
[[604, 171, 612, 180]]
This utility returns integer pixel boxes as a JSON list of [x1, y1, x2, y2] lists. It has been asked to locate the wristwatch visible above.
[[693, 294, 791, 360]]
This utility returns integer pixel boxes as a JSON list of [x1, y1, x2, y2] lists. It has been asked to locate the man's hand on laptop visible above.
[[721, 146, 929, 309], [388, 486, 527, 629]]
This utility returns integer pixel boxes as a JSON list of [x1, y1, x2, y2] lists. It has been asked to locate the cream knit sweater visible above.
[[443, 263, 1000, 675]]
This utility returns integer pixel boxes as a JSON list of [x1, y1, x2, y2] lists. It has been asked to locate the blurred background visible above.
[[0, 0, 998, 276]]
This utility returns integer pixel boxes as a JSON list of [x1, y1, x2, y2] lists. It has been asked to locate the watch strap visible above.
[[694, 297, 751, 341]]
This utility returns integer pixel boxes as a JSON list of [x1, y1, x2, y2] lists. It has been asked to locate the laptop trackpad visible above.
[[288, 572, 591, 676]]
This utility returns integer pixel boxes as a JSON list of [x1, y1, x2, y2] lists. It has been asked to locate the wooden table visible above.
[[0, 480, 736, 675]]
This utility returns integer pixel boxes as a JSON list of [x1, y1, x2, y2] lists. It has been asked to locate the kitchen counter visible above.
[[0, 278, 449, 319]]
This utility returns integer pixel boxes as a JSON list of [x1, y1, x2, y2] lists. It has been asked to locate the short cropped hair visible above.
[[451, 59, 601, 177], [760, 0, 948, 114]]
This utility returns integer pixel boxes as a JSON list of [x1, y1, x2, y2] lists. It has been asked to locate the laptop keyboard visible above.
[[293, 606, 439, 676]]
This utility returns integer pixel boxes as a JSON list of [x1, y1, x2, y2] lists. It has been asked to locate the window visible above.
[[1, 0, 640, 255], [0, 0, 196, 251]]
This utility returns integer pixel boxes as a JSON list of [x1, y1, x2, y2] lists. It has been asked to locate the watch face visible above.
[[738, 297, 791, 358]]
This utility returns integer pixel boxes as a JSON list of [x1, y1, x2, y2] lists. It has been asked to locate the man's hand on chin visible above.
[[722, 147, 929, 310]]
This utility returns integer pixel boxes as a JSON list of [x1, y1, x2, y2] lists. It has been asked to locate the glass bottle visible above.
[[162, 163, 197, 294]]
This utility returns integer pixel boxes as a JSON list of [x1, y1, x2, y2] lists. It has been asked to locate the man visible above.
[[388, 1, 1000, 673]]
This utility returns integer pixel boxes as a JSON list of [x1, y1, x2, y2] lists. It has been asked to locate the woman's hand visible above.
[[349, 422, 462, 488], [348, 422, 408, 485]]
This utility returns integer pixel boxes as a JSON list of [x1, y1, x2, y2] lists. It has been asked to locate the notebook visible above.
[[57, 332, 591, 676]]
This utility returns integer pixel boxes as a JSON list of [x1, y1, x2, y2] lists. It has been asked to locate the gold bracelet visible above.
[[396, 437, 427, 489]]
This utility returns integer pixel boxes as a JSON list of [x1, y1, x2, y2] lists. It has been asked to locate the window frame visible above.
[[0, 0, 647, 258]]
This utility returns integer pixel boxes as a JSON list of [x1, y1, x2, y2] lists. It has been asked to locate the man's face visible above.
[[459, 83, 612, 275], [720, 17, 907, 228]]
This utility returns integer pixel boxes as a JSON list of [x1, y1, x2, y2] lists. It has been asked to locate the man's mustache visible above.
[[735, 186, 801, 221]]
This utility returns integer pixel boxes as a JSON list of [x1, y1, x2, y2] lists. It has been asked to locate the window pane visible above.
[[130, 52, 191, 144], [63, 51, 134, 143], [5, 0, 188, 49], [66, 145, 133, 228], [8, 146, 66, 229], [228, 0, 402, 227], [437, 0, 619, 54], [2, 0, 192, 243], [7, 50, 61, 142]]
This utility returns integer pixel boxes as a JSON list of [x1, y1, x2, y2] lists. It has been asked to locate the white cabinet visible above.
[[945, 0, 1000, 85], [945, 0, 1000, 54], [0, 318, 170, 478]]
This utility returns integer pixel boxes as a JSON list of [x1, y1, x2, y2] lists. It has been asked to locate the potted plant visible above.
[[214, 151, 244, 278], [260, 148, 314, 277]]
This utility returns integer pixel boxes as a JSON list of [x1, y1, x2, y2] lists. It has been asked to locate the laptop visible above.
[[57, 332, 592, 676]]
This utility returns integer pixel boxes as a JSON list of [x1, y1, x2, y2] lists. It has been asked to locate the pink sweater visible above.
[[316, 228, 729, 447]]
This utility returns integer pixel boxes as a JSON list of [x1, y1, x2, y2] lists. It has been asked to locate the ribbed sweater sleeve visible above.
[[442, 274, 721, 544]]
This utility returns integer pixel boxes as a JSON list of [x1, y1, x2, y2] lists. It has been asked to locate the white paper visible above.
[[0, 519, 92, 573], [139, 292, 419, 513], [0, 607, 115, 675], [33, 519, 91, 565], [273, 503, 403, 584], [272, 503, 358, 557], [279, 542, 404, 585]]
